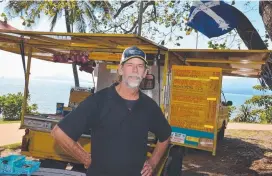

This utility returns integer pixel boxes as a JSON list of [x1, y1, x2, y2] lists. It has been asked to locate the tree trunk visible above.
[[260, 1, 272, 42], [228, 5, 272, 89], [65, 8, 80, 87], [231, 6, 267, 50]]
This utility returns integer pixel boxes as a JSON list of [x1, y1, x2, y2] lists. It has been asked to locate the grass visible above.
[[0, 119, 20, 124], [228, 122, 272, 125], [0, 142, 22, 150], [226, 129, 272, 138]]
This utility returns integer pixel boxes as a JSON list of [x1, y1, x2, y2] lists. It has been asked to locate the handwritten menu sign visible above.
[[170, 66, 222, 132]]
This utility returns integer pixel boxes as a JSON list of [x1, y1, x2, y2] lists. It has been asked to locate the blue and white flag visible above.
[[187, 0, 237, 38]]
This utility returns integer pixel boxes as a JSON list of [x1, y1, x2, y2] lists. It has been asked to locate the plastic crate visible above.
[[0, 155, 40, 176], [0, 155, 26, 174], [14, 160, 41, 176]]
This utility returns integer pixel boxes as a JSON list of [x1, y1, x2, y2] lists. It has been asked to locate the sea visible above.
[[0, 77, 260, 119]]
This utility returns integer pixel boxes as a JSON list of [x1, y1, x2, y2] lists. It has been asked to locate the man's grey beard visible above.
[[124, 75, 143, 88]]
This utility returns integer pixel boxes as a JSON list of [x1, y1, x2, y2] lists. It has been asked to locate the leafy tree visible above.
[[3, 0, 112, 87], [228, 105, 236, 119], [245, 85, 272, 123], [3, 1, 272, 88], [259, 1, 272, 44], [2, 1, 267, 49], [233, 104, 256, 123], [0, 92, 38, 120]]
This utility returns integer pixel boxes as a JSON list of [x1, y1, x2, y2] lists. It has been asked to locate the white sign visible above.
[[170, 132, 186, 144], [24, 119, 52, 130]]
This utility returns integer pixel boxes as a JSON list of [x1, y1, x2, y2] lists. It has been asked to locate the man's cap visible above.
[[120, 46, 148, 65]]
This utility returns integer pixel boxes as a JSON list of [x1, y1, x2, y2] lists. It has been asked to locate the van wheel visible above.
[[161, 146, 184, 176]]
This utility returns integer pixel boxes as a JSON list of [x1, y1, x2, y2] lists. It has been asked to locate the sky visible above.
[[0, 0, 271, 84]]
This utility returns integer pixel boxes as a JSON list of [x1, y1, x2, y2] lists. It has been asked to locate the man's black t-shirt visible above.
[[125, 99, 137, 111], [57, 83, 172, 176]]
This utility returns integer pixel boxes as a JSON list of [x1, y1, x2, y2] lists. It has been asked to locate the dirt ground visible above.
[[227, 123, 272, 131], [183, 130, 272, 176], [0, 128, 271, 176], [0, 123, 24, 146]]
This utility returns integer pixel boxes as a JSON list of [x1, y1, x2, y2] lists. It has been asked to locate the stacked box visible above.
[[0, 155, 40, 176]]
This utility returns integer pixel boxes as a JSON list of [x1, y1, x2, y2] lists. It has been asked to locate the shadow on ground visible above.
[[182, 131, 272, 176]]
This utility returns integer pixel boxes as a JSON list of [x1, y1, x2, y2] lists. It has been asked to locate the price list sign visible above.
[[169, 66, 222, 133]]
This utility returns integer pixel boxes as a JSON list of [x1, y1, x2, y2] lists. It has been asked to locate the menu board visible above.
[[169, 66, 222, 133]]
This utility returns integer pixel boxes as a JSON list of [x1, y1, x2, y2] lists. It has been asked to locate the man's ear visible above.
[[143, 67, 148, 78], [118, 64, 123, 75]]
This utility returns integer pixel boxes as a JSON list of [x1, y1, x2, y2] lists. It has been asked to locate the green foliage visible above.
[[228, 106, 236, 119], [1, 12, 7, 22], [236, 84, 272, 124], [208, 41, 228, 50], [4, 1, 112, 32], [233, 104, 256, 123], [0, 92, 38, 121], [3, 1, 261, 47]]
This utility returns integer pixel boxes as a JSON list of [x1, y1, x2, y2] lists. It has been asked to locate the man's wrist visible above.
[[147, 158, 157, 170], [83, 154, 91, 169]]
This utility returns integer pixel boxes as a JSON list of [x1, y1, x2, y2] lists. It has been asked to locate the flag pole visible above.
[[138, 1, 144, 36], [196, 30, 199, 49]]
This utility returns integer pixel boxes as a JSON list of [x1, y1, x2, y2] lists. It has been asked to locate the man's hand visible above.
[[84, 155, 91, 169], [141, 160, 155, 176], [141, 137, 170, 175]]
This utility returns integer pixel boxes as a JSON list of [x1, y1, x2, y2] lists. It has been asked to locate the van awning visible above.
[[169, 49, 271, 78]]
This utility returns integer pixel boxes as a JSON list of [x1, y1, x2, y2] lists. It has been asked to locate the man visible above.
[[51, 46, 172, 176]]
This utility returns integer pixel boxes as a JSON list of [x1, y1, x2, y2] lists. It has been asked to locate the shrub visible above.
[[0, 92, 38, 120]]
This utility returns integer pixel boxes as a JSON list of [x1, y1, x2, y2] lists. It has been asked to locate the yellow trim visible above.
[[172, 65, 222, 72], [213, 69, 223, 156], [209, 77, 219, 80], [204, 125, 214, 129], [207, 98, 217, 101], [106, 65, 119, 70], [186, 136, 199, 143]]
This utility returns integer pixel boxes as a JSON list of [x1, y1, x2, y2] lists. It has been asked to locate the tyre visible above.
[[218, 123, 226, 141], [161, 146, 184, 176]]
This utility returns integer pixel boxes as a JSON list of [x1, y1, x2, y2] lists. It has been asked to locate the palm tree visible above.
[[4, 1, 112, 87], [233, 105, 255, 123]]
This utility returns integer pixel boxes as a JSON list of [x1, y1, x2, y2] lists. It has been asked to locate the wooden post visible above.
[[20, 47, 32, 128]]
